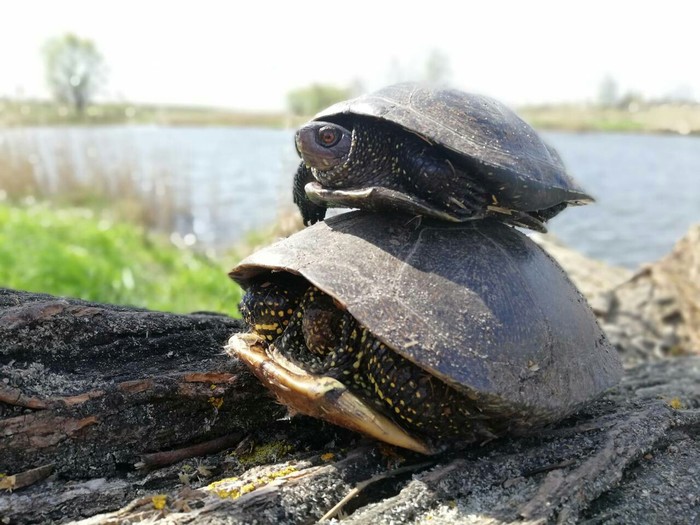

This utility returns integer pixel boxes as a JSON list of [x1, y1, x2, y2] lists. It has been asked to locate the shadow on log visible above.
[[1, 288, 699, 524]]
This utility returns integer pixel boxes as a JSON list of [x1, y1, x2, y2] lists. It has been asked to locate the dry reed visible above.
[[0, 130, 186, 236]]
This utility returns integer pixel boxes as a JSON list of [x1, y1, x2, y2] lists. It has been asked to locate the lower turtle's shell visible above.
[[230, 212, 622, 430]]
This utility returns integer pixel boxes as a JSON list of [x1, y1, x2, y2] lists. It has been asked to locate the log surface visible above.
[[1, 288, 699, 524]]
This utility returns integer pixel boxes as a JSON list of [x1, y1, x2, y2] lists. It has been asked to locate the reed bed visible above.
[[0, 129, 189, 236]]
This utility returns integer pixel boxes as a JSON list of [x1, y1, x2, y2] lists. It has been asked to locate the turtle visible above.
[[226, 211, 622, 454], [293, 83, 593, 232]]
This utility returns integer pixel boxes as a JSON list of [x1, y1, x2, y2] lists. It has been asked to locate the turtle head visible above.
[[238, 278, 305, 343], [295, 121, 355, 187]]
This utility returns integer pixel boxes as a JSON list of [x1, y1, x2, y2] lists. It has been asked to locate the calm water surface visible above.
[[544, 131, 700, 267], [2, 127, 699, 268]]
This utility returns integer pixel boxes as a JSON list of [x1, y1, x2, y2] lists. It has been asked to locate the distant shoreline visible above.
[[2, 99, 699, 135], [519, 103, 700, 136]]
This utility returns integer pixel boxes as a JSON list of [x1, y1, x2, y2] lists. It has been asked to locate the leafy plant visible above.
[[0, 203, 241, 315]]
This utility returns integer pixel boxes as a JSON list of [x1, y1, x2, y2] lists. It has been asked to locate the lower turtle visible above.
[[226, 212, 622, 453]]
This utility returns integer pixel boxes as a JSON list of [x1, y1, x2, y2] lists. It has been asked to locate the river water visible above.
[[1, 126, 698, 268], [544, 131, 700, 268]]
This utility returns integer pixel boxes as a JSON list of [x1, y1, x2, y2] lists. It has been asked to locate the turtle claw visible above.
[[486, 205, 548, 233], [300, 202, 327, 226]]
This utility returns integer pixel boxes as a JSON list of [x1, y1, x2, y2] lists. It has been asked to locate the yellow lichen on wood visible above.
[[205, 465, 298, 500], [237, 441, 294, 467], [152, 494, 167, 510], [667, 397, 684, 410]]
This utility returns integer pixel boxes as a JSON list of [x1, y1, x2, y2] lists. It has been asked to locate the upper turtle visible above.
[[294, 83, 592, 232]]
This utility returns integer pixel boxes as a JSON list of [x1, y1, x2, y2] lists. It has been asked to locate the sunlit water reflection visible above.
[[1, 126, 698, 268]]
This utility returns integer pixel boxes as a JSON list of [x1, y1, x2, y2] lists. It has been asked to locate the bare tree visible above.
[[42, 34, 106, 114]]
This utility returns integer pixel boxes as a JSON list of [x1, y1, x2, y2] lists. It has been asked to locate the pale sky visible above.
[[1, 0, 697, 111]]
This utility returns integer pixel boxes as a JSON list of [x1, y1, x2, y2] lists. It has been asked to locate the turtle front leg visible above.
[[293, 162, 327, 226], [400, 148, 489, 220]]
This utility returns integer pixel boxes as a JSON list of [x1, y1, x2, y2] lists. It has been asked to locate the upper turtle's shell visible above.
[[314, 83, 592, 212], [230, 212, 622, 425]]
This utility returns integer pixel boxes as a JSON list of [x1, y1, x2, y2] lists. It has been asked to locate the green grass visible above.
[[0, 202, 242, 315]]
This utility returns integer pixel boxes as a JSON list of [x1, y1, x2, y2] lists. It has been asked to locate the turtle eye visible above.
[[316, 126, 342, 148]]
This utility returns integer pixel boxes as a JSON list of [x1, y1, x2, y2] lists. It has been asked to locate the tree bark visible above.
[[0, 289, 290, 476], [1, 288, 698, 524]]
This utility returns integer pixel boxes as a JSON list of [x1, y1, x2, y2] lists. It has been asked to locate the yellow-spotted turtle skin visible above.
[[293, 83, 592, 232], [231, 212, 623, 450], [240, 279, 492, 441]]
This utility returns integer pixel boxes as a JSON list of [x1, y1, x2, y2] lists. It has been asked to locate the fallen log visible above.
[[1, 288, 699, 524], [0, 288, 283, 479]]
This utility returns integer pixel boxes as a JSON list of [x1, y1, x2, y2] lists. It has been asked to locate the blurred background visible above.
[[1, 0, 699, 315]]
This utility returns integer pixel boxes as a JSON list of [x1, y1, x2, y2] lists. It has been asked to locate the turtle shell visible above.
[[230, 212, 622, 424], [313, 83, 592, 212]]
